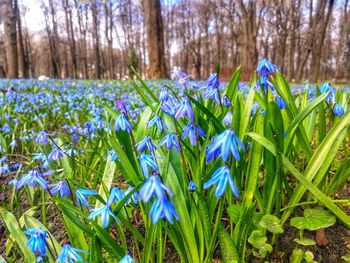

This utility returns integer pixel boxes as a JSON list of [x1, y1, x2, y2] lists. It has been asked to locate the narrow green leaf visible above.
[[225, 66, 241, 102], [284, 92, 328, 155], [248, 132, 350, 227], [0, 208, 36, 262], [218, 224, 239, 263], [185, 92, 224, 133]]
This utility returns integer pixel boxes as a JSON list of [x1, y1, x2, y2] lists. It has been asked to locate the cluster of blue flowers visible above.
[[24, 227, 89, 262], [1, 61, 348, 263]]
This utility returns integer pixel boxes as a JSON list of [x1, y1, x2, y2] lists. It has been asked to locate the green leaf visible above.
[[227, 204, 241, 225], [248, 230, 267, 247], [239, 89, 255, 140], [225, 66, 241, 102], [290, 248, 305, 263], [243, 114, 264, 209], [131, 67, 160, 103], [304, 251, 316, 262], [327, 158, 350, 195], [218, 224, 239, 263], [341, 255, 350, 262], [293, 238, 316, 246], [90, 222, 124, 259], [272, 71, 312, 159], [59, 138, 73, 179], [317, 88, 327, 145], [0, 208, 36, 262], [259, 214, 284, 234], [284, 92, 329, 155], [185, 92, 224, 133], [96, 156, 116, 208], [247, 132, 350, 227], [290, 207, 336, 231], [248, 230, 272, 259], [284, 110, 350, 224]]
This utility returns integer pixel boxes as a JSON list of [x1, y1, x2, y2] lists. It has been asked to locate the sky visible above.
[[21, 0, 44, 33]]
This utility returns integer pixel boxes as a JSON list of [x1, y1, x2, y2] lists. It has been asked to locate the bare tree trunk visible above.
[[91, 2, 101, 78], [15, 0, 28, 77], [3, 0, 18, 78], [311, 0, 334, 82], [63, 0, 77, 78], [74, 0, 88, 78], [238, 0, 258, 80], [141, 0, 168, 78], [104, 2, 114, 79]]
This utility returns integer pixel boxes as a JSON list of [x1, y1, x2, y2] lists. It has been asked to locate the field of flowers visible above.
[[0, 61, 349, 263]]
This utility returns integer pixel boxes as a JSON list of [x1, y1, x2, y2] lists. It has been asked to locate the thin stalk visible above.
[[41, 190, 47, 226], [157, 221, 163, 263], [204, 199, 224, 263]]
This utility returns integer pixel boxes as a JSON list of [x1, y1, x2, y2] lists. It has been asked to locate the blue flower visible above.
[[171, 69, 188, 85], [135, 136, 157, 153], [161, 99, 177, 117], [139, 175, 173, 202], [107, 186, 125, 205], [10, 139, 17, 147], [72, 134, 80, 142], [207, 73, 220, 90], [76, 189, 97, 208], [159, 133, 180, 152], [320, 82, 332, 94], [0, 156, 9, 164], [150, 198, 179, 224], [49, 181, 71, 198], [203, 166, 239, 198], [206, 129, 245, 163], [115, 99, 126, 111], [17, 170, 49, 190], [11, 163, 20, 170], [188, 181, 198, 192], [9, 178, 18, 187], [0, 164, 10, 175], [2, 123, 11, 133], [108, 150, 118, 161], [203, 86, 220, 104], [57, 244, 89, 263], [275, 96, 286, 109], [148, 115, 168, 132], [333, 103, 344, 116], [175, 99, 194, 122], [256, 59, 278, 78], [125, 186, 139, 206], [24, 227, 48, 257], [119, 254, 135, 263], [85, 122, 97, 133], [33, 153, 50, 169], [256, 59, 278, 90], [159, 87, 169, 102], [181, 123, 205, 145], [35, 131, 50, 145], [203, 73, 222, 103], [320, 82, 335, 104], [222, 95, 231, 107], [114, 114, 132, 132], [223, 111, 233, 127], [88, 204, 118, 228], [138, 154, 160, 178], [48, 147, 64, 162]]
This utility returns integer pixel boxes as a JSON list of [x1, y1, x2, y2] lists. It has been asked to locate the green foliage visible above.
[[1, 65, 349, 263], [290, 207, 336, 231]]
